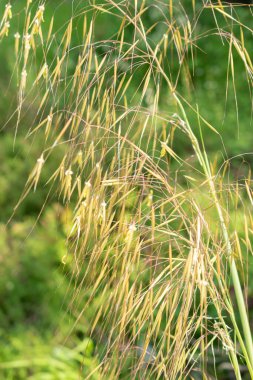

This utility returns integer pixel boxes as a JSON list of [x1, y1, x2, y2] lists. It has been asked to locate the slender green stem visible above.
[[206, 167, 253, 369], [174, 93, 253, 372], [231, 259, 253, 364]]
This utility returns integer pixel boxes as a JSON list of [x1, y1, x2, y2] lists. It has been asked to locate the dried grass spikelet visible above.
[[35, 62, 48, 84], [0, 21, 10, 39], [23, 33, 31, 67], [20, 69, 28, 92], [75, 150, 83, 168], [80, 180, 92, 203], [62, 19, 72, 53], [125, 222, 137, 248], [98, 200, 107, 225], [14, 32, 20, 56], [45, 111, 53, 139], [52, 55, 64, 85], [63, 167, 74, 202], [30, 4, 45, 42], [0, 3, 12, 39], [24, 154, 45, 192]]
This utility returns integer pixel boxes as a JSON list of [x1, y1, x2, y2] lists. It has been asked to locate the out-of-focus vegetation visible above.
[[1, 1, 253, 379]]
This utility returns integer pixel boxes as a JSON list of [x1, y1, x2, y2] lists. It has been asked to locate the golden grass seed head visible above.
[[65, 169, 73, 177], [14, 32, 21, 55], [5, 4, 12, 19], [37, 155, 45, 165], [0, 21, 10, 38], [20, 69, 27, 90], [36, 4, 45, 23]]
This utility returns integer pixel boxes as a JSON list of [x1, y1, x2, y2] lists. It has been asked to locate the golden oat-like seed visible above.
[[45, 113, 53, 139], [98, 201, 107, 225], [20, 69, 27, 92], [5, 4, 12, 19], [63, 168, 74, 202], [125, 222, 137, 244], [14, 32, 20, 56], [0, 21, 10, 38], [35, 4, 45, 23], [23, 33, 31, 67], [35, 62, 48, 84], [34, 155, 45, 190], [0, 3, 12, 29]]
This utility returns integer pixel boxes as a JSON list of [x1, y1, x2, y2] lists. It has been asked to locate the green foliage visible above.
[[0, 205, 102, 379]]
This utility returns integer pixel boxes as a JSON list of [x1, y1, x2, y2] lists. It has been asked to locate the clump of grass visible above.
[[2, 0, 253, 378]]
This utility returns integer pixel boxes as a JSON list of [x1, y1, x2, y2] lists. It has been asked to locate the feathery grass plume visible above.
[[2, 0, 253, 378]]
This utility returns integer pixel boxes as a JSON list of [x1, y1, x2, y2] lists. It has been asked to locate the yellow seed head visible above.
[[21, 69, 27, 91], [0, 21, 10, 38], [5, 4, 12, 19], [36, 5, 45, 22], [14, 32, 21, 55]]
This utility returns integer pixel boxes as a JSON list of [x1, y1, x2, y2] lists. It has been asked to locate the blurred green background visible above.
[[0, 1, 253, 379]]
